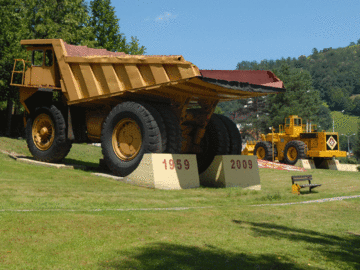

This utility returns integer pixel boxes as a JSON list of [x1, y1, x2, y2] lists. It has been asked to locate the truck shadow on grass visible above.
[[232, 220, 360, 269], [62, 158, 104, 172], [98, 242, 310, 270]]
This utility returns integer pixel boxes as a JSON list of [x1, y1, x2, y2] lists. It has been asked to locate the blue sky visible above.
[[101, 0, 360, 70]]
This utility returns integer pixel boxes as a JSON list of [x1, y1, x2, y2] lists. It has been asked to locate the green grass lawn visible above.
[[0, 137, 359, 269]]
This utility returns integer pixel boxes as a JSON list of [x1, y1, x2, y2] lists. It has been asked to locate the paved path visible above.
[[250, 194, 360, 207], [1, 195, 359, 212]]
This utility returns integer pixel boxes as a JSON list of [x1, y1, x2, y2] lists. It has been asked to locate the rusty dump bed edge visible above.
[[199, 76, 285, 94]]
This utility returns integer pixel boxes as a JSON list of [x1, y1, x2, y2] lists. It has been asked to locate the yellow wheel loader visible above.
[[242, 115, 346, 166]]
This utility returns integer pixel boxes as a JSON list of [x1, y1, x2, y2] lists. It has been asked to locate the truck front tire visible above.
[[101, 102, 164, 177], [26, 105, 72, 162]]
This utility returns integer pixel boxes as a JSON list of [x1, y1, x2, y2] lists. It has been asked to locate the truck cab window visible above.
[[45, 50, 53, 67], [294, 118, 301, 126], [285, 118, 290, 127], [32, 50, 43, 66]]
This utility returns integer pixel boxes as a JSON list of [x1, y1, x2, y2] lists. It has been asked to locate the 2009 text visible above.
[[230, 159, 253, 169]]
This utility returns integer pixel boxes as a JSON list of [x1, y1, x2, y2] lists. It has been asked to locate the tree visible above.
[[125, 36, 146, 55], [265, 64, 330, 131], [89, 0, 145, 54], [353, 121, 360, 161], [88, 0, 126, 52], [0, 0, 27, 101], [20, 0, 93, 45]]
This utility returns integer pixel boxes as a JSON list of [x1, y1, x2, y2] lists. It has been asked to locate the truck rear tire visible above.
[[215, 114, 242, 154], [26, 105, 72, 162], [152, 104, 182, 153], [101, 101, 164, 177], [284, 140, 307, 165], [254, 141, 274, 161], [197, 114, 230, 174]]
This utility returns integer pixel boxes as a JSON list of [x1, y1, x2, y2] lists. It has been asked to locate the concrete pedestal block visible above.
[[295, 159, 316, 169], [324, 159, 340, 170], [199, 155, 261, 189], [123, 154, 200, 190]]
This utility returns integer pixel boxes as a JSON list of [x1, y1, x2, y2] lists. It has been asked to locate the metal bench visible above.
[[291, 175, 321, 194]]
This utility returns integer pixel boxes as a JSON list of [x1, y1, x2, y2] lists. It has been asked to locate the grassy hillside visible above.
[[331, 111, 359, 135], [0, 137, 359, 269]]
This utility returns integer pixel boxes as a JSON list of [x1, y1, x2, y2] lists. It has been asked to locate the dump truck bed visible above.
[[17, 39, 285, 106]]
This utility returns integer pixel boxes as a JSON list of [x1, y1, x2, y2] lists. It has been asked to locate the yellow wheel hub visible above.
[[112, 118, 142, 161], [32, 113, 55, 151], [256, 147, 266, 159], [287, 146, 298, 161]]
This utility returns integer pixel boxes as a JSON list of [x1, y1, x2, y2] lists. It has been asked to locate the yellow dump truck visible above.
[[11, 39, 285, 176], [242, 115, 347, 166]]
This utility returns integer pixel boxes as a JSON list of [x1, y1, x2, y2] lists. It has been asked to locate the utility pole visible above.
[[341, 133, 356, 156]]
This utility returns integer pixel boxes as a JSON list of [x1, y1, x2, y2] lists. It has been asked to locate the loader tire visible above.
[[101, 101, 164, 177], [283, 140, 307, 165], [215, 114, 242, 154], [153, 104, 182, 153], [26, 105, 72, 162], [197, 114, 230, 174], [253, 141, 274, 161]]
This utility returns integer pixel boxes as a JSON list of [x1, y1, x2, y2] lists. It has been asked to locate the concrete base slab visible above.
[[99, 154, 200, 190], [16, 157, 87, 170], [199, 155, 261, 189], [337, 164, 359, 172], [295, 159, 316, 169]]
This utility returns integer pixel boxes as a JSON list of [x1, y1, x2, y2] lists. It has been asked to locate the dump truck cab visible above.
[[26, 47, 60, 88], [12, 42, 61, 89]]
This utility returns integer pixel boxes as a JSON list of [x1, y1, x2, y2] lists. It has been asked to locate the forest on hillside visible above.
[[236, 42, 360, 116], [218, 40, 360, 130]]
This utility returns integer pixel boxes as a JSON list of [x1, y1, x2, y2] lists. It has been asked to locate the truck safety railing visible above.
[[11, 59, 29, 86]]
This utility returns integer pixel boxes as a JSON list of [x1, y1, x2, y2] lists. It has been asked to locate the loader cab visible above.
[[24, 47, 61, 87], [284, 115, 302, 136]]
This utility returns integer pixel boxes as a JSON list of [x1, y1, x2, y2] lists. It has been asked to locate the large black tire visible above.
[[197, 115, 230, 174], [283, 140, 307, 165], [152, 104, 182, 153], [26, 105, 72, 162], [138, 102, 167, 153], [253, 141, 274, 161], [101, 101, 164, 177], [215, 114, 242, 154]]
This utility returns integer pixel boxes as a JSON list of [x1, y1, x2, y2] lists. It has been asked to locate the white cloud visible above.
[[155, 12, 176, 22]]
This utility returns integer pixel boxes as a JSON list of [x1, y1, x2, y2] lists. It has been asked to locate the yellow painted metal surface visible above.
[[13, 39, 282, 107], [112, 118, 142, 161], [292, 184, 301, 195], [32, 113, 55, 151]]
